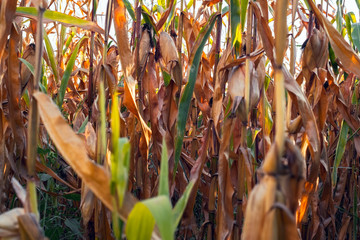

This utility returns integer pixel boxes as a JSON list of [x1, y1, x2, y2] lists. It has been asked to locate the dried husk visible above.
[[139, 27, 151, 71], [228, 58, 264, 122], [243, 139, 305, 240], [159, 31, 178, 70], [0, 208, 25, 238], [301, 28, 328, 82]]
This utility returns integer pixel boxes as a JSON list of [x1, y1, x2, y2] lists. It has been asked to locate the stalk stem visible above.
[[27, 4, 45, 220]]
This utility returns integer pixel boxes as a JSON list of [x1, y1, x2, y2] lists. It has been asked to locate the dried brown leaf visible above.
[[217, 117, 235, 240], [80, 183, 95, 226], [18, 213, 47, 240], [33, 91, 137, 222], [113, 0, 133, 76], [0, 0, 17, 60], [156, 0, 175, 31], [5, 26, 26, 162], [123, 76, 152, 158]]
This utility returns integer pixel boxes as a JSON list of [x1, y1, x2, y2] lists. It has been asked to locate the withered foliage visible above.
[[0, 0, 359, 239]]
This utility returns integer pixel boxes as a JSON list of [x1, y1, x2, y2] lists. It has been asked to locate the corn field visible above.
[[0, 0, 359, 239]]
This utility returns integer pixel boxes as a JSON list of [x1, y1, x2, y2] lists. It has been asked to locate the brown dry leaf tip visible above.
[[20, 43, 36, 94], [158, 31, 179, 71]]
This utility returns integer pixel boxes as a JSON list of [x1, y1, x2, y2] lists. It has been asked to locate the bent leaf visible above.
[[16, 7, 104, 34], [44, 30, 59, 83]]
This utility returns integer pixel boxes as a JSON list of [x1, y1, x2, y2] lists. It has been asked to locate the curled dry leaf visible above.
[[35, 160, 77, 190], [123, 76, 152, 158]]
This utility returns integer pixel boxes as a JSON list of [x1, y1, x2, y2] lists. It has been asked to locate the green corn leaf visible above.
[[60, 25, 66, 53], [117, 138, 130, 207], [77, 116, 88, 134], [19, 58, 34, 75], [351, 23, 360, 51], [356, 0, 360, 11], [186, 0, 194, 11], [158, 138, 169, 197], [331, 120, 349, 187], [240, 0, 249, 33], [172, 180, 195, 227], [126, 202, 155, 240], [63, 28, 76, 55], [57, 36, 87, 107], [174, 13, 218, 177], [19, 58, 47, 93], [336, 2, 342, 32], [123, 0, 136, 21], [44, 29, 59, 83], [230, 0, 241, 48], [142, 196, 173, 240]]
